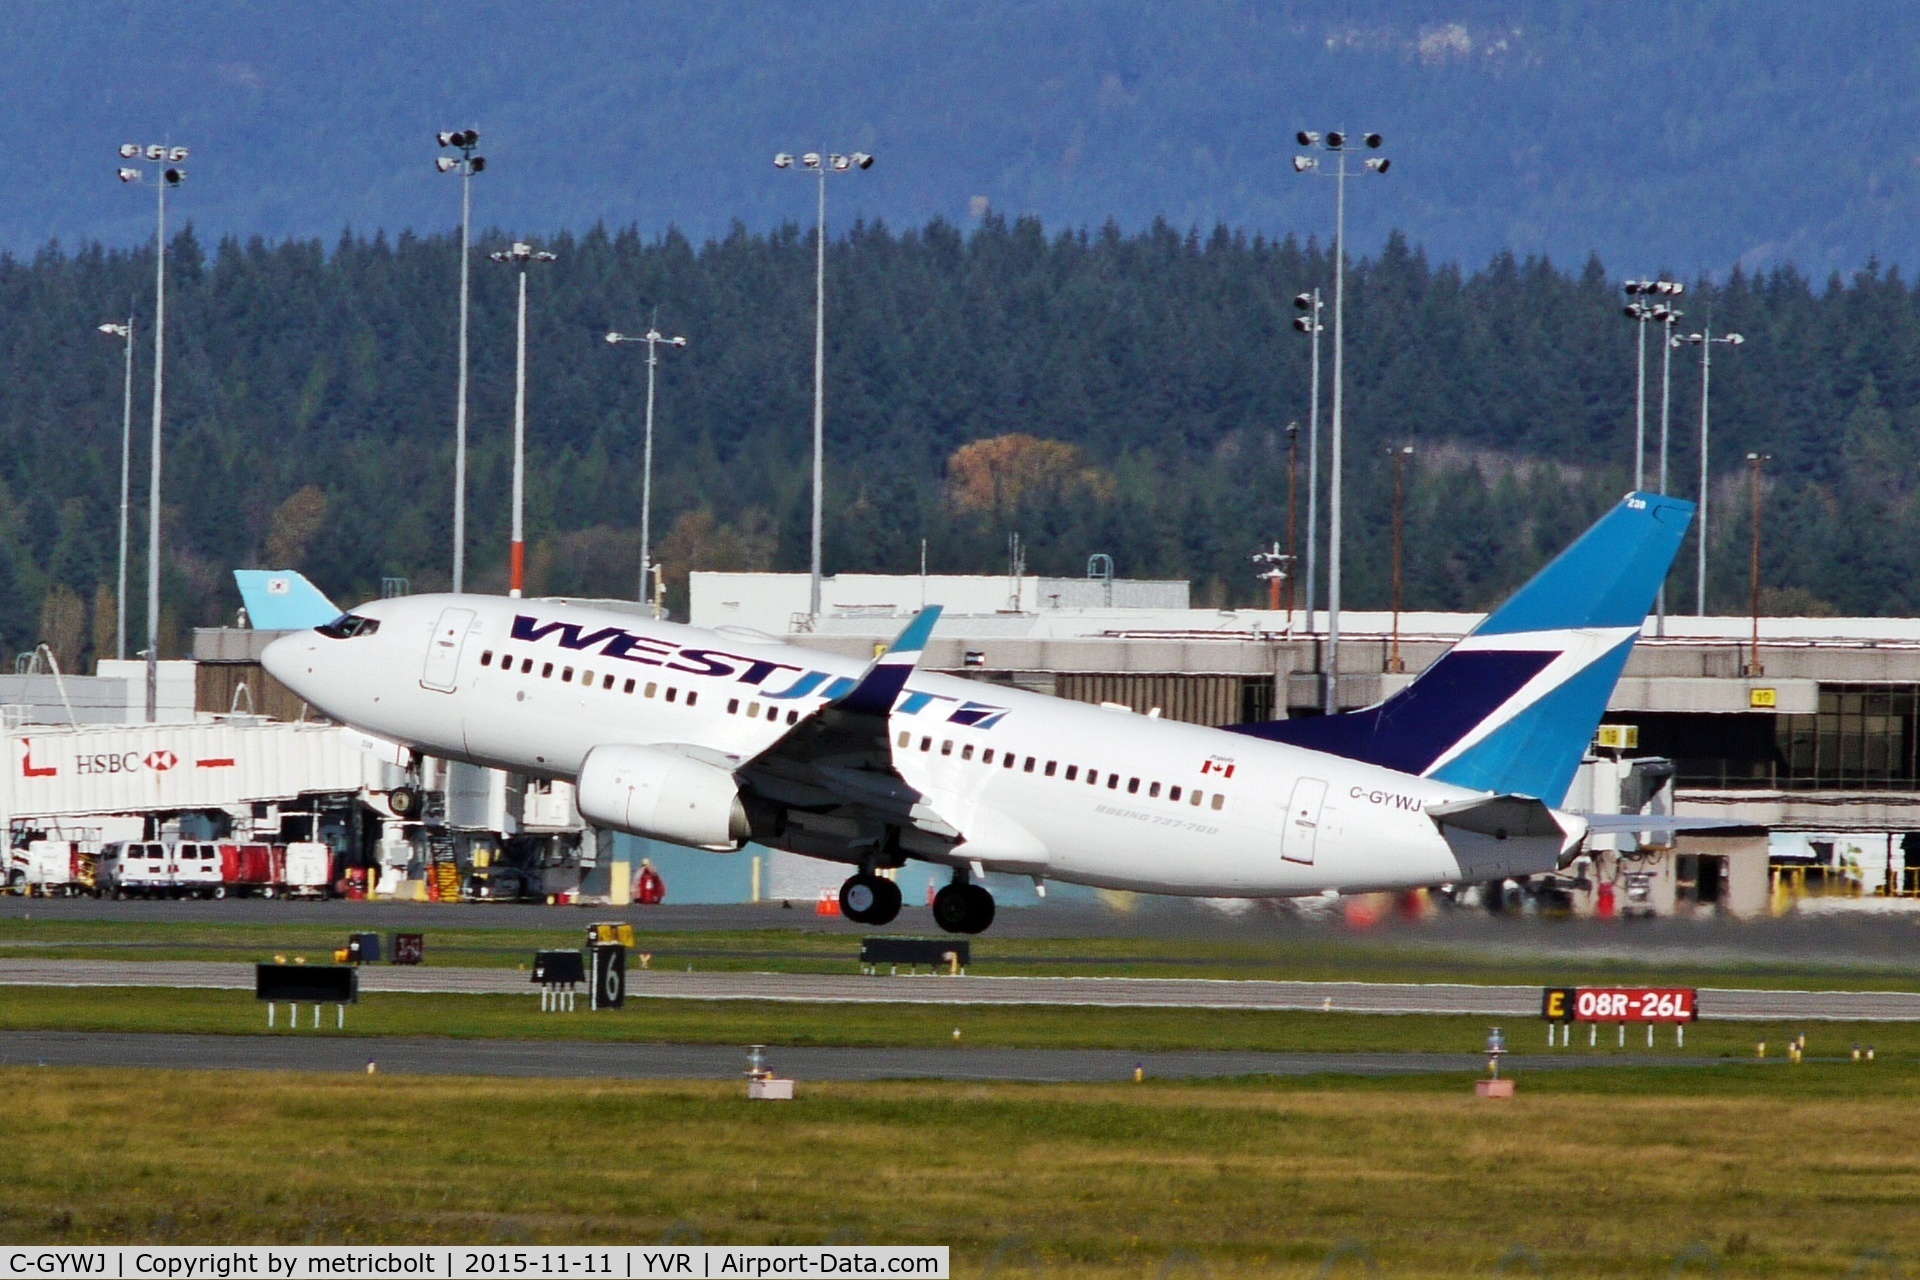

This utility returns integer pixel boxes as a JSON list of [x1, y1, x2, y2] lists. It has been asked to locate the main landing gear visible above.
[[932, 873, 995, 935], [838, 872, 902, 926]]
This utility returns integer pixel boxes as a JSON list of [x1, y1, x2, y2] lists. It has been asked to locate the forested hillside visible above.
[[0, 217, 1912, 669]]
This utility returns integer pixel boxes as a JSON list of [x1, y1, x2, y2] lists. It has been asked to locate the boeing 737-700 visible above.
[[255, 490, 1696, 934]]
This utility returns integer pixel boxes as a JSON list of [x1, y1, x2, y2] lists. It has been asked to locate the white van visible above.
[[102, 841, 172, 897]]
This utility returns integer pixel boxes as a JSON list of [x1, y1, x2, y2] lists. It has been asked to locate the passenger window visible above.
[[1065, 765, 1078, 780], [897, 731, 910, 747], [686, 691, 698, 707], [1004, 753, 1017, 770], [1127, 778, 1140, 794], [983, 748, 996, 765], [1169, 785, 1182, 801], [748, 702, 761, 717], [1211, 794, 1225, 811], [1044, 761, 1057, 777], [645, 682, 658, 698], [765, 704, 779, 719], [666, 687, 678, 703], [480, 650, 493, 666], [961, 744, 974, 760], [581, 670, 594, 685], [603, 674, 615, 690], [1087, 770, 1098, 785], [541, 663, 554, 679], [787, 710, 798, 724], [1108, 775, 1120, 789], [624, 679, 635, 694], [921, 737, 933, 752], [941, 740, 954, 756], [1024, 757, 1036, 773], [562, 666, 574, 681], [521, 659, 533, 674], [1191, 791, 1204, 807], [1149, 782, 1161, 798]]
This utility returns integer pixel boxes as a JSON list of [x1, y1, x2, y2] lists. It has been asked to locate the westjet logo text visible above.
[[508, 615, 1007, 727]]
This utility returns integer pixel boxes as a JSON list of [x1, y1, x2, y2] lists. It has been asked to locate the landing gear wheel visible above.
[[839, 873, 902, 926], [933, 883, 996, 934], [388, 786, 423, 819]]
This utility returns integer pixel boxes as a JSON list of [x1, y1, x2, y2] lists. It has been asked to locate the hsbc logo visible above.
[[146, 750, 178, 771]]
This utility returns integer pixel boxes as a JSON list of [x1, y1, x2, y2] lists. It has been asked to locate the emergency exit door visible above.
[[1281, 777, 1328, 865], [421, 607, 475, 692]]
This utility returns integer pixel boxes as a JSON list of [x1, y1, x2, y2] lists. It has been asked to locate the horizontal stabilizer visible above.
[[1579, 813, 1759, 834], [1428, 794, 1573, 881], [234, 570, 340, 631]]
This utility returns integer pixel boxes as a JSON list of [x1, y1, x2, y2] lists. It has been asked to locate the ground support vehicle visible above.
[[5, 840, 96, 896]]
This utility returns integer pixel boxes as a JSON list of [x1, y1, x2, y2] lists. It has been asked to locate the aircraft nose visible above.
[[260, 632, 315, 695]]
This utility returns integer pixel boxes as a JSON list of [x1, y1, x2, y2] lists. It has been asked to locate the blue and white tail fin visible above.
[[233, 569, 341, 631], [1228, 491, 1694, 806]]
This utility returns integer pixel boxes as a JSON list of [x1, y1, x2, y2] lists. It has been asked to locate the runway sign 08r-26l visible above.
[[1542, 987, 1698, 1023]]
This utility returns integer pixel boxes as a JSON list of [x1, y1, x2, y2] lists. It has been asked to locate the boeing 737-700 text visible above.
[[256, 491, 1696, 934]]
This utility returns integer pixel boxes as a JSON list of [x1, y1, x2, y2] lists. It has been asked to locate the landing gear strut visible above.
[[932, 874, 995, 935], [839, 872, 902, 926]]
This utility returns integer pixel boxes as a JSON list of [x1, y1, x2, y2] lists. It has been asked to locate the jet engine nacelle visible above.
[[575, 744, 748, 851]]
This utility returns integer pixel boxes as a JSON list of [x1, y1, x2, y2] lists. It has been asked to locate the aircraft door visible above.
[[1281, 777, 1328, 865], [421, 607, 476, 692]]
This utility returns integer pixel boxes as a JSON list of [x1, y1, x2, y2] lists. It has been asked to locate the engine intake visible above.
[[575, 744, 748, 851]]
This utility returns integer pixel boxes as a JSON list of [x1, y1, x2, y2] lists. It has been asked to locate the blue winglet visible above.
[[233, 570, 341, 631], [837, 607, 943, 716]]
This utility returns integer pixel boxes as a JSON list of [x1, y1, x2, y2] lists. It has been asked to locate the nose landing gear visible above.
[[932, 875, 995, 934], [838, 872, 902, 925]]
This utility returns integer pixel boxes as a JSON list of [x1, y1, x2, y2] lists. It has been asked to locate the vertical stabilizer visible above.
[[1228, 492, 1694, 805]]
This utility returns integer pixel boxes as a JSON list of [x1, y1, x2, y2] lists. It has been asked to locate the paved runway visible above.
[[5, 957, 1919, 1020], [0, 1029, 1722, 1081]]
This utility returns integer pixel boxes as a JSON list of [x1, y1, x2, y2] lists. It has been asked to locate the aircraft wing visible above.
[[737, 608, 961, 843]]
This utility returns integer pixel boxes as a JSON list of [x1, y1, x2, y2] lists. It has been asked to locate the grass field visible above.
[[6, 915, 1920, 989], [2, 1064, 1918, 1275], [0, 984, 1911, 1059]]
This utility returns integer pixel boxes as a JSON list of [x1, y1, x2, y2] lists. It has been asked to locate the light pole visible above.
[[97, 318, 135, 661], [116, 142, 186, 721], [488, 242, 557, 599], [1294, 130, 1388, 714], [1679, 325, 1745, 615], [773, 149, 872, 621], [1388, 445, 1414, 674], [607, 324, 688, 615], [1284, 421, 1299, 622], [1745, 452, 1772, 676], [436, 129, 486, 593], [1622, 280, 1683, 490], [1292, 290, 1323, 636], [1654, 299, 1684, 634]]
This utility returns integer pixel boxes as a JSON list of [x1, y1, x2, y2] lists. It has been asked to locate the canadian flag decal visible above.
[[1201, 756, 1236, 778]]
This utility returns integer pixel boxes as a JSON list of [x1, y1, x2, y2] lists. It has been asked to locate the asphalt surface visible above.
[[5, 956, 1920, 1020], [8, 895, 1920, 972], [0, 1029, 1722, 1081]]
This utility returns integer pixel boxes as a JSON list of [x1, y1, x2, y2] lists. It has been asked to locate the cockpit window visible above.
[[316, 613, 380, 639]]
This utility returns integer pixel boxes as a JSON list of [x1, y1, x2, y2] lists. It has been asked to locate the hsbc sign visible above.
[[73, 751, 176, 776]]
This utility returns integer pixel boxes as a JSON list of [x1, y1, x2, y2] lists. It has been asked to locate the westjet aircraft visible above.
[[256, 491, 1696, 934]]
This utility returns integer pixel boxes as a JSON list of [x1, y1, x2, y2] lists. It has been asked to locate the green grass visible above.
[[0, 984, 1912, 1061], [7, 915, 1920, 989], [4, 1065, 1920, 1274]]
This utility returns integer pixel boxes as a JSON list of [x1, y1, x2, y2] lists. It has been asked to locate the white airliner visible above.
[[257, 491, 1696, 934]]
